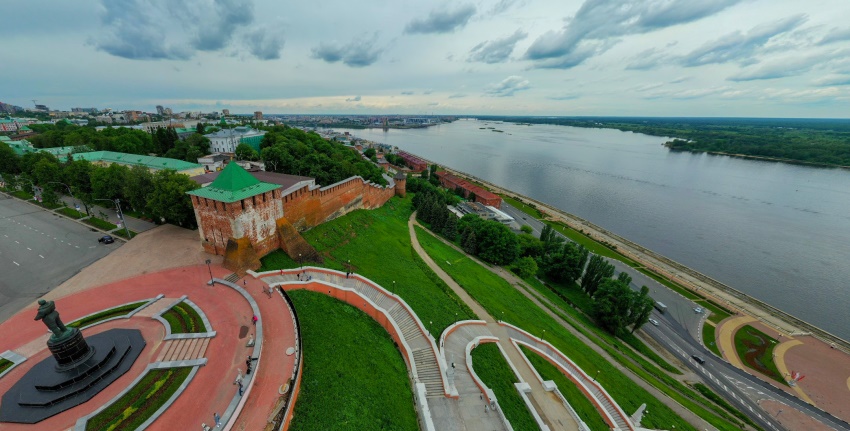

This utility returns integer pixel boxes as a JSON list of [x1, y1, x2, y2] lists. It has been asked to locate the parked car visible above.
[[649, 318, 659, 326], [692, 355, 706, 364], [694, 307, 703, 314], [98, 235, 114, 244]]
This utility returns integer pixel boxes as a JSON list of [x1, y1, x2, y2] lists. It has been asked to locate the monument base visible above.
[[0, 329, 146, 424], [48, 327, 94, 370]]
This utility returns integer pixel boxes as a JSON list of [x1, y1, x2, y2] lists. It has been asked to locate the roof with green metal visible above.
[[186, 162, 280, 203], [72, 151, 202, 171]]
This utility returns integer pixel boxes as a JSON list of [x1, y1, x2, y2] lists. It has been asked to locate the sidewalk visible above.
[[56, 195, 157, 233]]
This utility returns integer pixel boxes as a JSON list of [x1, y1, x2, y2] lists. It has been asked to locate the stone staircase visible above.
[[267, 269, 446, 397], [155, 338, 210, 362], [507, 326, 633, 431]]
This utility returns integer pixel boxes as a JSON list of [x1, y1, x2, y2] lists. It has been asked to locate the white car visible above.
[[649, 318, 659, 326], [694, 307, 703, 314]]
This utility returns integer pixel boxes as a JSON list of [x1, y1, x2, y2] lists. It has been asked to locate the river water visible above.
[[336, 120, 850, 341]]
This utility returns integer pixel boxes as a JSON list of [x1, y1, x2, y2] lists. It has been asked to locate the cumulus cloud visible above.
[[405, 4, 476, 34], [467, 30, 527, 63], [244, 26, 285, 60], [312, 35, 383, 67], [91, 0, 258, 60], [681, 14, 807, 67], [818, 27, 850, 45], [485, 75, 530, 96], [812, 74, 850, 86], [345, 95, 362, 102], [525, 0, 741, 69], [727, 55, 822, 81]]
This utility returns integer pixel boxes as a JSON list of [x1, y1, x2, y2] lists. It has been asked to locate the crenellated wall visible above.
[[282, 176, 397, 231], [192, 188, 284, 257]]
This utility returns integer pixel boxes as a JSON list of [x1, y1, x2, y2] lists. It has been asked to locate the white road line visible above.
[[14, 240, 19, 244], [74, 245, 79, 248], [26, 247, 31, 250], [39, 255, 44, 259], [13, 261, 19, 266]]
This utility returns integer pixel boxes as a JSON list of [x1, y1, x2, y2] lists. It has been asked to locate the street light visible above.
[[94, 198, 132, 239], [392, 280, 396, 294], [205, 259, 214, 285], [47, 182, 78, 212], [593, 370, 600, 382]]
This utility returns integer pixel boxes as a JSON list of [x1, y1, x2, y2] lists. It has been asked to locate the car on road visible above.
[[98, 235, 114, 244], [649, 318, 659, 326], [692, 354, 706, 364], [694, 307, 703, 314]]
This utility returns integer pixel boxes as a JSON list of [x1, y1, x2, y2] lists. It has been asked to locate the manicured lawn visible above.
[[288, 290, 418, 431], [415, 226, 748, 431], [295, 195, 476, 335], [162, 302, 206, 333], [502, 195, 547, 219], [471, 343, 538, 430], [734, 325, 785, 384], [703, 324, 722, 357], [697, 299, 733, 324], [259, 249, 300, 271], [0, 358, 12, 375], [56, 207, 86, 219], [521, 346, 609, 431], [68, 302, 147, 329], [83, 217, 118, 231], [112, 229, 138, 240], [11, 191, 33, 200], [85, 367, 192, 431]]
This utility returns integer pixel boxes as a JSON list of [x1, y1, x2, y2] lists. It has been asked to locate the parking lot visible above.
[[0, 195, 116, 321]]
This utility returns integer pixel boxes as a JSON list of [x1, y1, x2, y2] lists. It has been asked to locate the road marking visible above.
[[13, 261, 19, 266], [26, 247, 31, 250], [39, 255, 44, 259], [75, 245, 79, 248], [14, 240, 19, 244]]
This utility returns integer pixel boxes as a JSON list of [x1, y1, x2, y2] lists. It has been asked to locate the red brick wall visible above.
[[192, 189, 283, 256], [283, 177, 396, 230]]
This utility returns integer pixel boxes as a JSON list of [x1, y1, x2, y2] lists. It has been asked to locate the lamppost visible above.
[[299, 253, 303, 271], [593, 370, 600, 382], [205, 259, 214, 285], [47, 181, 78, 212], [94, 198, 132, 239], [541, 329, 546, 341]]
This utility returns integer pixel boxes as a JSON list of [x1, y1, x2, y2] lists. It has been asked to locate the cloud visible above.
[[244, 26, 285, 60], [681, 14, 807, 67], [669, 76, 690, 84], [525, 0, 741, 69], [312, 35, 383, 67], [448, 93, 468, 98], [642, 86, 732, 100], [485, 75, 530, 97], [547, 94, 580, 100], [401, 91, 415, 95], [405, 4, 476, 34], [345, 95, 362, 102], [92, 0, 255, 60], [812, 74, 850, 86], [818, 27, 850, 45], [487, 0, 525, 16], [625, 48, 669, 70], [423, 89, 433, 95], [727, 51, 836, 81], [467, 30, 527, 63]]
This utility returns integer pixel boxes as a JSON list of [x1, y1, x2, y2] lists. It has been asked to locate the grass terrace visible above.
[[112, 229, 138, 240], [471, 343, 538, 430], [162, 302, 206, 334], [0, 358, 13, 375], [83, 217, 118, 232], [703, 324, 722, 357], [291, 195, 476, 335], [521, 345, 609, 431], [56, 207, 86, 219], [734, 325, 785, 384], [85, 367, 191, 431], [288, 290, 418, 431], [414, 225, 750, 431], [68, 301, 147, 329]]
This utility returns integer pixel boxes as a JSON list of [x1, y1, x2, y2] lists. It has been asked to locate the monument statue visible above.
[[34, 299, 69, 340]]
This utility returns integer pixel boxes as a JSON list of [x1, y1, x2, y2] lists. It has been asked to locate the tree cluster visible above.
[[593, 273, 655, 335], [259, 126, 386, 186], [2, 151, 199, 227], [458, 214, 520, 266], [412, 186, 459, 240]]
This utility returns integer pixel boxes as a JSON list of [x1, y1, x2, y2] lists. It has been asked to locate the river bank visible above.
[[406, 152, 850, 352]]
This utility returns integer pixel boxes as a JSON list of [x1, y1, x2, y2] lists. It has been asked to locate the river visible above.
[[335, 120, 850, 341]]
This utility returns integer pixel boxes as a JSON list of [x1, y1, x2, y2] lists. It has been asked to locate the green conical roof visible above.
[[187, 163, 280, 203], [210, 162, 260, 191]]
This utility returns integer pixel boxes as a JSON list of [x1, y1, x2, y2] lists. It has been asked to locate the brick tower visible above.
[[393, 171, 407, 197]]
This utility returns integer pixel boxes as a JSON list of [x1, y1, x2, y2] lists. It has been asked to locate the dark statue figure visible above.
[[34, 299, 70, 341]]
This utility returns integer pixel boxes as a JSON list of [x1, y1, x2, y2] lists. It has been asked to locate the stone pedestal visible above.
[[47, 328, 94, 369]]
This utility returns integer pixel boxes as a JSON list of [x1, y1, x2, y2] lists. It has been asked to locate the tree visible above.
[[543, 242, 588, 285], [510, 256, 538, 279], [462, 229, 477, 255], [235, 143, 259, 161], [196, 123, 206, 135], [146, 170, 199, 226], [516, 233, 544, 258], [630, 286, 655, 334], [123, 166, 154, 213], [363, 148, 376, 158], [540, 224, 564, 254], [442, 215, 458, 241], [581, 254, 615, 297], [520, 225, 533, 234], [91, 164, 128, 200], [593, 278, 634, 335], [0, 142, 19, 174]]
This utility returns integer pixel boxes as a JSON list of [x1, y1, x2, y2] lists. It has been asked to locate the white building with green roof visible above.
[[72, 151, 205, 176]]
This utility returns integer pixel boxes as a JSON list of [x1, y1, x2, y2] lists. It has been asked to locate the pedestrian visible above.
[[234, 368, 242, 385], [484, 404, 489, 413], [213, 412, 221, 428], [266, 286, 272, 298], [237, 380, 243, 396], [252, 314, 258, 326], [243, 279, 246, 286], [297, 273, 301, 281], [280, 269, 283, 276]]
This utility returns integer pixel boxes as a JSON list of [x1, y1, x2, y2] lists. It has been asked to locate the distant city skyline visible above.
[[2, 0, 849, 118]]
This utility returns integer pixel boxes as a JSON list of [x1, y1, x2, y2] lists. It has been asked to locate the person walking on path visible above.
[[213, 412, 221, 428], [237, 380, 243, 396], [234, 368, 242, 385], [252, 314, 258, 326]]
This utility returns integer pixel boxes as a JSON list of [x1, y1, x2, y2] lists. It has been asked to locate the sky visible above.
[[2, 0, 849, 117]]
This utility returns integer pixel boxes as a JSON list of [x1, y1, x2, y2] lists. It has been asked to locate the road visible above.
[[56, 195, 157, 234], [502, 201, 850, 431], [0, 194, 117, 322]]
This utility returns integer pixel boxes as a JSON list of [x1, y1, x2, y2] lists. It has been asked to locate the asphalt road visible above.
[[502, 201, 850, 430], [0, 195, 117, 322]]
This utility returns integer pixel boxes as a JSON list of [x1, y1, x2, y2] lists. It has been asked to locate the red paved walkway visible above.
[[0, 265, 296, 431]]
